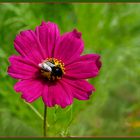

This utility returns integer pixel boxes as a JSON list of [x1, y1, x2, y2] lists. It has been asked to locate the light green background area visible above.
[[0, 4, 140, 136]]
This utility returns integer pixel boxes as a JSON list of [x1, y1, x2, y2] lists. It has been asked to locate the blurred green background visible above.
[[0, 3, 140, 136]]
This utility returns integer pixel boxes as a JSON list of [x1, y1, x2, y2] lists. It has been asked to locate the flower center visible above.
[[38, 58, 65, 81]]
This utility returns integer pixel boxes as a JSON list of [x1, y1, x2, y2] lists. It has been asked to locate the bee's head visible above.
[[52, 66, 63, 77]]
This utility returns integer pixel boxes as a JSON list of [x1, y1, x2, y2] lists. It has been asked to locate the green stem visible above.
[[43, 105, 47, 136]]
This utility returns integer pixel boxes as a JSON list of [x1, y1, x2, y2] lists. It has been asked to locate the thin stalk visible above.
[[43, 105, 47, 136], [64, 105, 73, 136], [24, 101, 43, 120]]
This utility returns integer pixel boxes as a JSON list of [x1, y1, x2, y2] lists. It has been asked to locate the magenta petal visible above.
[[78, 54, 101, 70], [65, 54, 101, 79], [59, 81, 73, 107], [66, 53, 101, 68], [14, 79, 43, 102], [42, 82, 73, 108], [71, 87, 90, 100], [35, 21, 60, 58], [63, 78, 95, 92], [42, 84, 55, 107], [8, 55, 38, 79], [62, 78, 94, 100], [14, 30, 45, 63], [96, 59, 102, 70], [54, 29, 84, 64], [65, 62, 99, 79]]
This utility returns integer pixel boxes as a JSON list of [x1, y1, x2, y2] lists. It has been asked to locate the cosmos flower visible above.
[[8, 21, 101, 108]]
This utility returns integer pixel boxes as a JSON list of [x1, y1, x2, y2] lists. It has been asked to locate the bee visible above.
[[38, 61, 63, 81]]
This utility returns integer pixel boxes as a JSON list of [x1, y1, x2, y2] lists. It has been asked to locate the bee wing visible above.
[[43, 63, 52, 72], [39, 63, 52, 72], [46, 62, 55, 67]]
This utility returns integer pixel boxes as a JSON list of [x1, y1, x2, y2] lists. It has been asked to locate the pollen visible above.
[[39, 58, 65, 81]]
